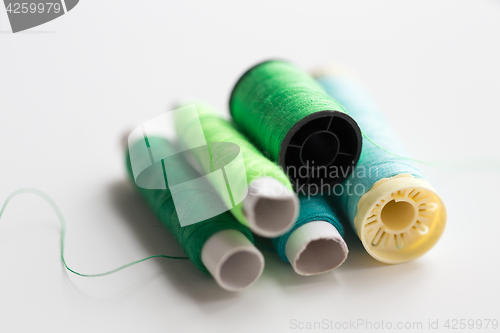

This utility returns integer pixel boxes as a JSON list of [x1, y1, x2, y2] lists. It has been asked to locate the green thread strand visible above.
[[0, 188, 188, 278], [229, 60, 348, 162], [126, 136, 255, 274], [175, 102, 293, 227]]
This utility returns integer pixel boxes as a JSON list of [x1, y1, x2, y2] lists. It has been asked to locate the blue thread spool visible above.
[[315, 71, 447, 264]]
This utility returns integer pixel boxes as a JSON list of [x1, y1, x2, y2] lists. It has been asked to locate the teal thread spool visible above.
[[272, 194, 348, 275], [174, 102, 299, 237], [315, 71, 447, 264], [230, 60, 362, 188], [126, 135, 265, 290]]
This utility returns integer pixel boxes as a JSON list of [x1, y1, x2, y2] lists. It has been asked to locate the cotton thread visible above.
[[175, 105, 346, 268], [316, 77, 424, 220], [0, 188, 188, 278], [126, 136, 255, 273], [229, 60, 362, 187], [0, 137, 257, 280], [175, 102, 297, 236]]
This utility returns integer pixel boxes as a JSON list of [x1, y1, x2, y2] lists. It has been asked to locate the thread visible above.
[[0, 136, 259, 285], [316, 73, 447, 264], [175, 102, 299, 237], [126, 136, 256, 274], [0, 188, 188, 278], [229, 60, 362, 188], [271, 195, 344, 263]]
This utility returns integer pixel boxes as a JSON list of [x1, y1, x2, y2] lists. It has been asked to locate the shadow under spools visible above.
[[315, 71, 447, 264], [230, 60, 362, 188]]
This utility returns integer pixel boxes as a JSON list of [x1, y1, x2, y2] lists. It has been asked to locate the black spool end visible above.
[[279, 110, 362, 189]]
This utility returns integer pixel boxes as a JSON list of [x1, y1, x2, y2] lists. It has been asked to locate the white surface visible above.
[[1, 1, 499, 332]]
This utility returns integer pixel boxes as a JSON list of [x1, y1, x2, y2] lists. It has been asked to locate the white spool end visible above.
[[201, 229, 264, 292], [285, 221, 348, 276], [243, 177, 299, 237], [355, 174, 447, 264]]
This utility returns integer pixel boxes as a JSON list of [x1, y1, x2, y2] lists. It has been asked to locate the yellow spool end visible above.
[[355, 174, 447, 264]]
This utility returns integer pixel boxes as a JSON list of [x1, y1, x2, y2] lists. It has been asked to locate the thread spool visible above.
[[315, 70, 447, 264], [174, 102, 299, 238], [229, 60, 362, 188], [126, 135, 264, 291], [272, 195, 348, 275]]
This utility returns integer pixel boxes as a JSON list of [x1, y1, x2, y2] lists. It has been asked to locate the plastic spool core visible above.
[[280, 111, 362, 188], [300, 131, 339, 167], [355, 175, 447, 264], [380, 200, 417, 232]]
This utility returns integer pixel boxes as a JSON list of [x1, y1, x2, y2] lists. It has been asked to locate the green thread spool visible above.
[[229, 60, 362, 188], [126, 135, 265, 291], [174, 103, 348, 275], [174, 102, 299, 237]]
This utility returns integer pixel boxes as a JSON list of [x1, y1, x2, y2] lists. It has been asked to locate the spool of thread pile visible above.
[[230, 60, 363, 188], [315, 70, 447, 264], [126, 135, 264, 290], [175, 102, 348, 274]]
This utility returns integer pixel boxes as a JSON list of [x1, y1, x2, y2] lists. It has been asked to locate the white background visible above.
[[1, 1, 499, 332]]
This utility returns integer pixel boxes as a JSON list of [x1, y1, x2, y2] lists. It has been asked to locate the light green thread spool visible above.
[[175, 102, 299, 238], [229, 60, 362, 188]]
